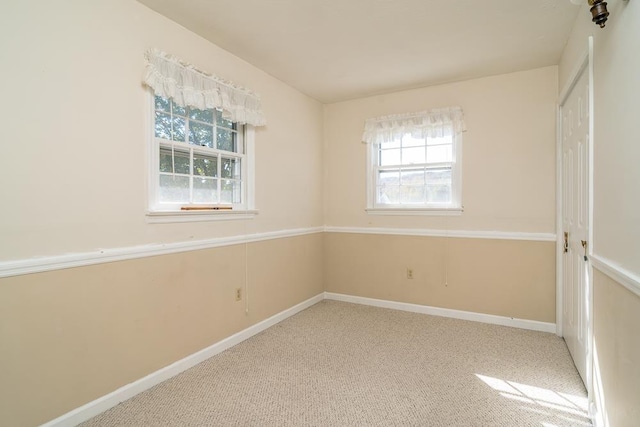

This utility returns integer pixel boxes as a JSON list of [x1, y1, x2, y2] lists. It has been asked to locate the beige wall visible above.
[[0, 233, 324, 426], [559, 1, 640, 425], [0, 0, 324, 261], [325, 233, 556, 323], [0, 1, 325, 425], [324, 66, 558, 233], [592, 271, 640, 427], [322, 66, 558, 327]]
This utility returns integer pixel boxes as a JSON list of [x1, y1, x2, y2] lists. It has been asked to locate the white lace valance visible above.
[[362, 107, 465, 144], [143, 49, 266, 127]]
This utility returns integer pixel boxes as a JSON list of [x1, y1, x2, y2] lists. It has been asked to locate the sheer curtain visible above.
[[362, 107, 465, 144], [143, 49, 266, 127]]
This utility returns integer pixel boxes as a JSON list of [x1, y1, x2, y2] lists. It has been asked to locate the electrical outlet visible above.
[[406, 268, 414, 279], [235, 287, 242, 301]]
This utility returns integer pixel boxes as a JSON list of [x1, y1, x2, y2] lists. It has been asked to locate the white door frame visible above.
[[556, 35, 594, 396]]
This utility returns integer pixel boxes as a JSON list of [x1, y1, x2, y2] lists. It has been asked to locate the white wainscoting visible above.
[[0, 227, 324, 279], [324, 226, 556, 242], [591, 254, 640, 298], [40, 293, 325, 427]]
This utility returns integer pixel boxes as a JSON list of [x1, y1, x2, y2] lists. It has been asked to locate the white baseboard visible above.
[[324, 292, 556, 333], [41, 291, 555, 426], [40, 293, 324, 427]]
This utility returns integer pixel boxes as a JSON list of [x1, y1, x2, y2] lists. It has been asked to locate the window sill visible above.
[[146, 209, 258, 223], [366, 207, 463, 216]]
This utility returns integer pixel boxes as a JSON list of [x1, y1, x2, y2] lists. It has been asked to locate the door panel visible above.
[[561, 66, 589, 385]]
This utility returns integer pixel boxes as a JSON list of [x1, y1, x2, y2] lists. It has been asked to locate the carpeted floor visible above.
[[81, 300, 591, 426]]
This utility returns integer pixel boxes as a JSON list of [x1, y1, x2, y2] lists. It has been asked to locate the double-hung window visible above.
[[142, 49, 266, 220], [363, 107, 465, 214], [152, 95, 245, 209]]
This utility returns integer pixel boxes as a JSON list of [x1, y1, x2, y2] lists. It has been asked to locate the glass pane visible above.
[[380, 139, 401, 149], [216, 110, 236, 130], [171, 100, 186, 116], [159, 175, 189, 203], [401, 146, 426, 164], [172, 116, 186, 142], [426, 145, 452, 163], [380, 148, 400, 166], [400, 169, 425, 185], [155, 96, 170, 112], [173, 149, 190, 174], [400, 186, 426, 204], [378, 170, 399, 186], [193, 177, 217, 203], [402, 135, 425, 147], [221, 158, 241, 179], [159, 148, 173, 173], [193, 154, 217, 177], [377, 186, 399, 204], [220, 180, 241, 204], [217, 128, 237, 152], [425, 168, 451, 184], [427, 135, 452, 146], [189, 108, 213, 124], [426, 184, 452, 203], [155, 112, 171, 139], [189, 122, 214, 148]]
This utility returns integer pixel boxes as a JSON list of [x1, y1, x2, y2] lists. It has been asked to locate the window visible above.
[[142, 49, 266, 221], [151, 95, 246, 210], [363, 107, 465, 214]]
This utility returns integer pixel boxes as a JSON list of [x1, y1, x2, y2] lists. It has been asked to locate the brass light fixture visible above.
[[588, 0, 610, 27]]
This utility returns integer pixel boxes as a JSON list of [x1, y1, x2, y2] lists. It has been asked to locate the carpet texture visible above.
[[81, 300, 590, 426]]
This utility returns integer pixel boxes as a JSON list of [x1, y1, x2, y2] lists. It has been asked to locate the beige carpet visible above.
[[81, 300, 591, 426]]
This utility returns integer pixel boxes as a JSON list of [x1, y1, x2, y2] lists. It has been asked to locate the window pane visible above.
[[377, 186, 399, 204], [221, 157, 240, 179], [427, 135, 451, 146], [155, 96, 170, 112], [193, 154, 217, 177], [189, 122, 214, 148], [400, 169, 425, 185], [425, 169, 452, 203], [155, 112, 171, 139], [217, 128, 237, 152], [159, 175, 189, 203], [173, 149, 190, 174], [380, 148, 400, 166], [378, 170, 400, 186], [402, 135, 425, 147], [400, 186, 426, 204], [221, 180, 240, 204], [189, 108, 213, 124], [171, 100, 186, 116], [216, 110, 236, 130], [380, 139, 401, 149], [193, 177, 217, 203], [172, 116, 186, 142], [159, 148, 173, 173], [426, 184, 452, 203], [426, 145, 452, 163], [401, 146, 425, 164]]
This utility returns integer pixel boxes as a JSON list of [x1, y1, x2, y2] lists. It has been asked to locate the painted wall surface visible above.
[[325, 233, 556, 323], [323, 66, 558, 234], [0, 233, 324, 426], [559, 1, 640, 425], [592, 271, 640, 427], [0, 0, 324, 261]]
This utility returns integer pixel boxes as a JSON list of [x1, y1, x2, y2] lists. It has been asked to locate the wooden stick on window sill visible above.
[[180, 206, 233, 211]]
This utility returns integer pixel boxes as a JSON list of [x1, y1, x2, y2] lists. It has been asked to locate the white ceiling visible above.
[[138, 0, 581, 103]]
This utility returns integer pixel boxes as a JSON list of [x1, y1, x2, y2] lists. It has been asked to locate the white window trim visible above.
[[365, 132, 463, 215], [145, 91, 257, 223]]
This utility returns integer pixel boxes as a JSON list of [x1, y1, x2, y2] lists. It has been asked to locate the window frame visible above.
[[366, 131, 463, 216], [146, 91, 257, 223]]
